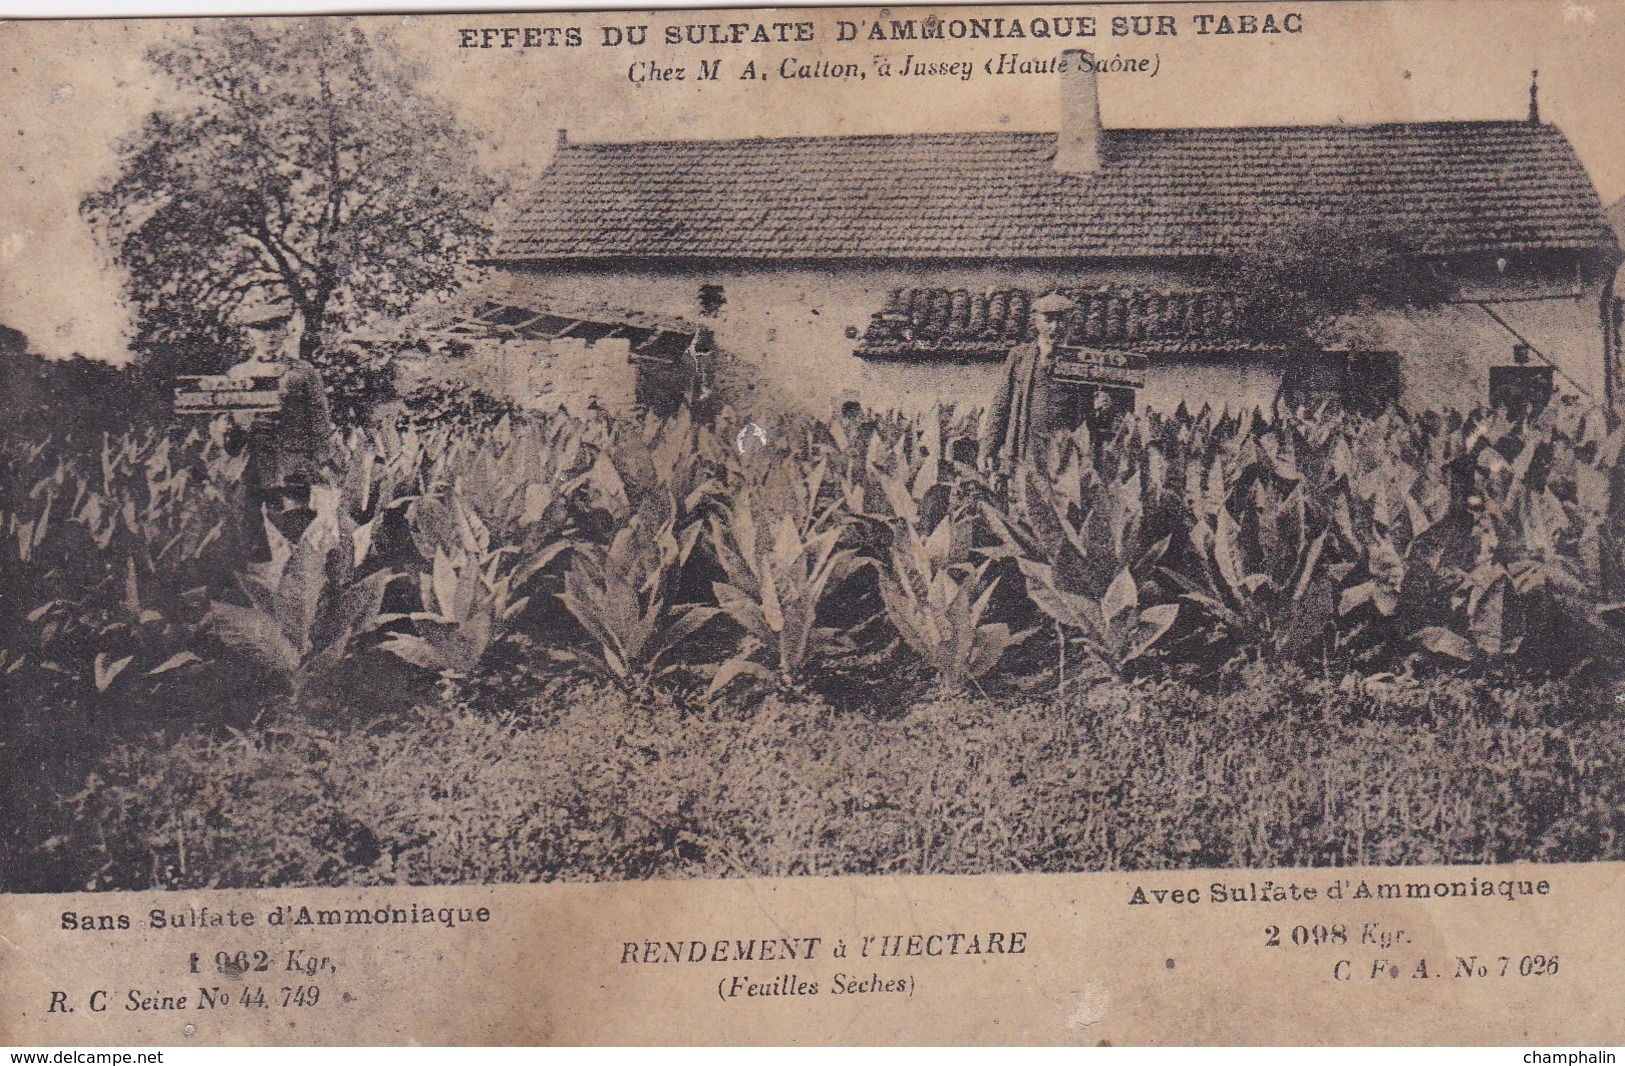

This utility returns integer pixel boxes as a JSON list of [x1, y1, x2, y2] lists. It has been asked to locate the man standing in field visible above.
[[225, 293, 337, 540], [985, 291, 1075, 481]]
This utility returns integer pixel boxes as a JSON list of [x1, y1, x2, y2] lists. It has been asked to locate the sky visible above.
[[2, 0, 1623, 360]]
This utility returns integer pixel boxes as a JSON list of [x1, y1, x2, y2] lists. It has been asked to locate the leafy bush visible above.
[[1172, 492, 1336, 664], [1, 423, 248, 719], [0, 331, 170, 442], [380, 546, 529, 679]]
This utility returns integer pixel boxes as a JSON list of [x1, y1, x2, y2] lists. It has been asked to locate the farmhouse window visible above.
[[1278, 350, 1401, 416], [1344, 351, 1402, 415], [1489, 364, 1555, 419], [698, 284, 726, 317]]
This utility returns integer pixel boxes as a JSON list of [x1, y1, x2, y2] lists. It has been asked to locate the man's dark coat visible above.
[[986, 341, 1066, 473]]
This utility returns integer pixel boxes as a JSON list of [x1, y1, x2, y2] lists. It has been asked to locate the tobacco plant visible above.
[[1167, 485, 1339, 665], [388, 488, 569, 678], [417, 415, 591, 558], [586, 410, 725, 531], [875, 509, 1033, 692], [407, 489, 567, 596], [380, 546, 530, 678], [983, 444, 1179, 676], [705, 457, 863, 696], [203, 488, 395, 702], [2, 427, 244, 707], [1421, 416, 1625, 667], [555, 506, 718, 690]]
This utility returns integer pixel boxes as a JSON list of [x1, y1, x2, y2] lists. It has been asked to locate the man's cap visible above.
[[1032, 292, 1076, 316], [233, 291, 296, 329]]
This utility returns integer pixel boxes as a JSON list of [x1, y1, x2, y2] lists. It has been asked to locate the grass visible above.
[[24, 665, 1623, 892]]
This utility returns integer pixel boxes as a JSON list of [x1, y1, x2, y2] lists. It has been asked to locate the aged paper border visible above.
[[3, 0, 1623, 1046]]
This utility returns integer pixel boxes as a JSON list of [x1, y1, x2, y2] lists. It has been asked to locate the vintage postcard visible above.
[[2, 0, 1624, 1046]]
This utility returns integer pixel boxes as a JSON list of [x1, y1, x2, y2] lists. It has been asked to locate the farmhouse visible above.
[[479, 51, 1621, 419]]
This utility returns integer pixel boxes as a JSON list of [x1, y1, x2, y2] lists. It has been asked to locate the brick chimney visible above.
[[1055, 49, 1103, 176]]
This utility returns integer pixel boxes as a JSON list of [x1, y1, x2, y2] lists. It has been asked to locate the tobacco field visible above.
[[4, 400, 1624, 890]]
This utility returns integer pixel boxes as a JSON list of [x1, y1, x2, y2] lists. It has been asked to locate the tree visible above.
[[83, 20, 500, 392], [1222, 217, 1456, 347]]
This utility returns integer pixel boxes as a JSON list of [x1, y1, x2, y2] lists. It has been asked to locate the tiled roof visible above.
[[496, 122, 1617, 262], [855, 285, 1262, 362]]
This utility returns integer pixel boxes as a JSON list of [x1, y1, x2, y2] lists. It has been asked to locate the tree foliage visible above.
[[1224, 218, 1458, 346], [83, 20, 500, 374]]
